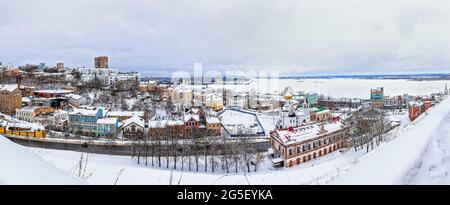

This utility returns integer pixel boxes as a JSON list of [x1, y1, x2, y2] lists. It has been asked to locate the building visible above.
[[277, 100, 311, 129], [408, 101, 423, 121], [120, 115, 145, 140], [139, 80, 157, 92], [108, 72, 141, 87], [67, 94, 89, 107], [94, 56, 108, 68], [15, 106, 54, 123], [270, 121, 348, 168], [205, 116, 221, 136], [317, 98, 362, 110], [0, 113, 45, 138], [422, 101, 432, 111], [34, 89, 74, 98], [68, 107, 104, 137], [204, 93, 224, 111], [19, 85, 35, 97], [183, 107, 206, 130], [76, 67, 119, 85], [226, 93, 247, 109], [370, 87, 384, 108], [383, 95, 413, 109], [50, 110, 69, 131], [310, 107, 331, 122], [0, 84, 22, 115], [96, 118, 118, 138], [106, 111, 144, 122], [445, 84, 448, 95], [169, 86, 193, 105]]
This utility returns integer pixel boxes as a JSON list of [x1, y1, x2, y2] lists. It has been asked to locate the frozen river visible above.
[[195, 78, 450, 99]]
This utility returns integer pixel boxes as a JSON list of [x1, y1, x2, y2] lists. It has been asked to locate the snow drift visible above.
[[331, 96, 450, 184], [0, 135, 83, 185]]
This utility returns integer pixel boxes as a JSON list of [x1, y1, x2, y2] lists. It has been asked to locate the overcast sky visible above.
[[1, 0, 450, 76]]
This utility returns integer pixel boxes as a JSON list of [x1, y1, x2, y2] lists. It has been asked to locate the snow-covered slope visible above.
[[331, 96, 450, 184], [0, 135, 83, 185]]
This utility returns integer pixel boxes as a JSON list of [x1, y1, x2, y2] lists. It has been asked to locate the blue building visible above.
[[68, 107, 104, 137], [96, 118, 118, 138]]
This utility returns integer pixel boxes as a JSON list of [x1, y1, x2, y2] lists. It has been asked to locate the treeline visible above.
[[130, 127, 265, 173]]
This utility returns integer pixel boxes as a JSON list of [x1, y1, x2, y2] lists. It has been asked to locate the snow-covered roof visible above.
[[274, 121, 344, 145], [107, 111, 144, 117], [69, 107, 102, 116], [122, 115, 144, 128], [218, 109, 264, 136], [184, 114, 200, 122], [409, 101, 424, 107], [0, 84, 18, 92], [34, 89, 74, 94], [97, 118, 117, 125]]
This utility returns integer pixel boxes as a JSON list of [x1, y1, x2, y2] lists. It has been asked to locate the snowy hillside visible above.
[[330, 95, 450, 184], [0, 136, 83, 185]]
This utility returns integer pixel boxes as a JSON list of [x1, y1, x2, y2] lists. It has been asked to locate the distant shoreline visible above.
[[142, 73, 450, 82]]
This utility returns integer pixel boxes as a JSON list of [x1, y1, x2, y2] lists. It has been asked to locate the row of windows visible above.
[[282, 133, 345, 157], [287, 143, 345, 167]]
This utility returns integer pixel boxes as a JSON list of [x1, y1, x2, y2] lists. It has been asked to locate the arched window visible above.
[[308, 154, 311, 160], [329, 147, 332, 153], [303, 156, 307, 162], [324, 148, 327, 155], [296, 158, 300, 164], [319, 150, 322, 156], [313, 152, 316, 159]]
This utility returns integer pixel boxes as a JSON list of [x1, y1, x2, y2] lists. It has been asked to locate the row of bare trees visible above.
[[129, 127, 265, 173]]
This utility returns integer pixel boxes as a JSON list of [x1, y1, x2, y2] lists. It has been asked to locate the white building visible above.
[[108, 72, 141, 86], [226, 94, 247, 109], [66, 94, 89, 107], [277, 100, 311, 129], [169, 86, 193, 105]]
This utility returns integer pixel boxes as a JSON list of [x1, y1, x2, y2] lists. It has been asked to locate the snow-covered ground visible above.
[[0, 136, 82, 185], [330, 95, 450, 184]]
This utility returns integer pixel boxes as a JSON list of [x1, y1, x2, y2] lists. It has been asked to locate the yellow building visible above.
[[0, 116, 45, 138], [205, 94, 224, 111]]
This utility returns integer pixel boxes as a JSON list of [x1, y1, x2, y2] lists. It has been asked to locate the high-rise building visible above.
[[94, 56, 108, 68], [370, 87, 384, 108]]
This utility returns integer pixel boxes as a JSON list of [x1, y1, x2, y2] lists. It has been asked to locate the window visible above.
[[289, 148, 293, 156], [296, 146, 301, 155]]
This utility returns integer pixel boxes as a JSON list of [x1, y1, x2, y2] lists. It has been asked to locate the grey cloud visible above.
[[1, 0, 450, 76]]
